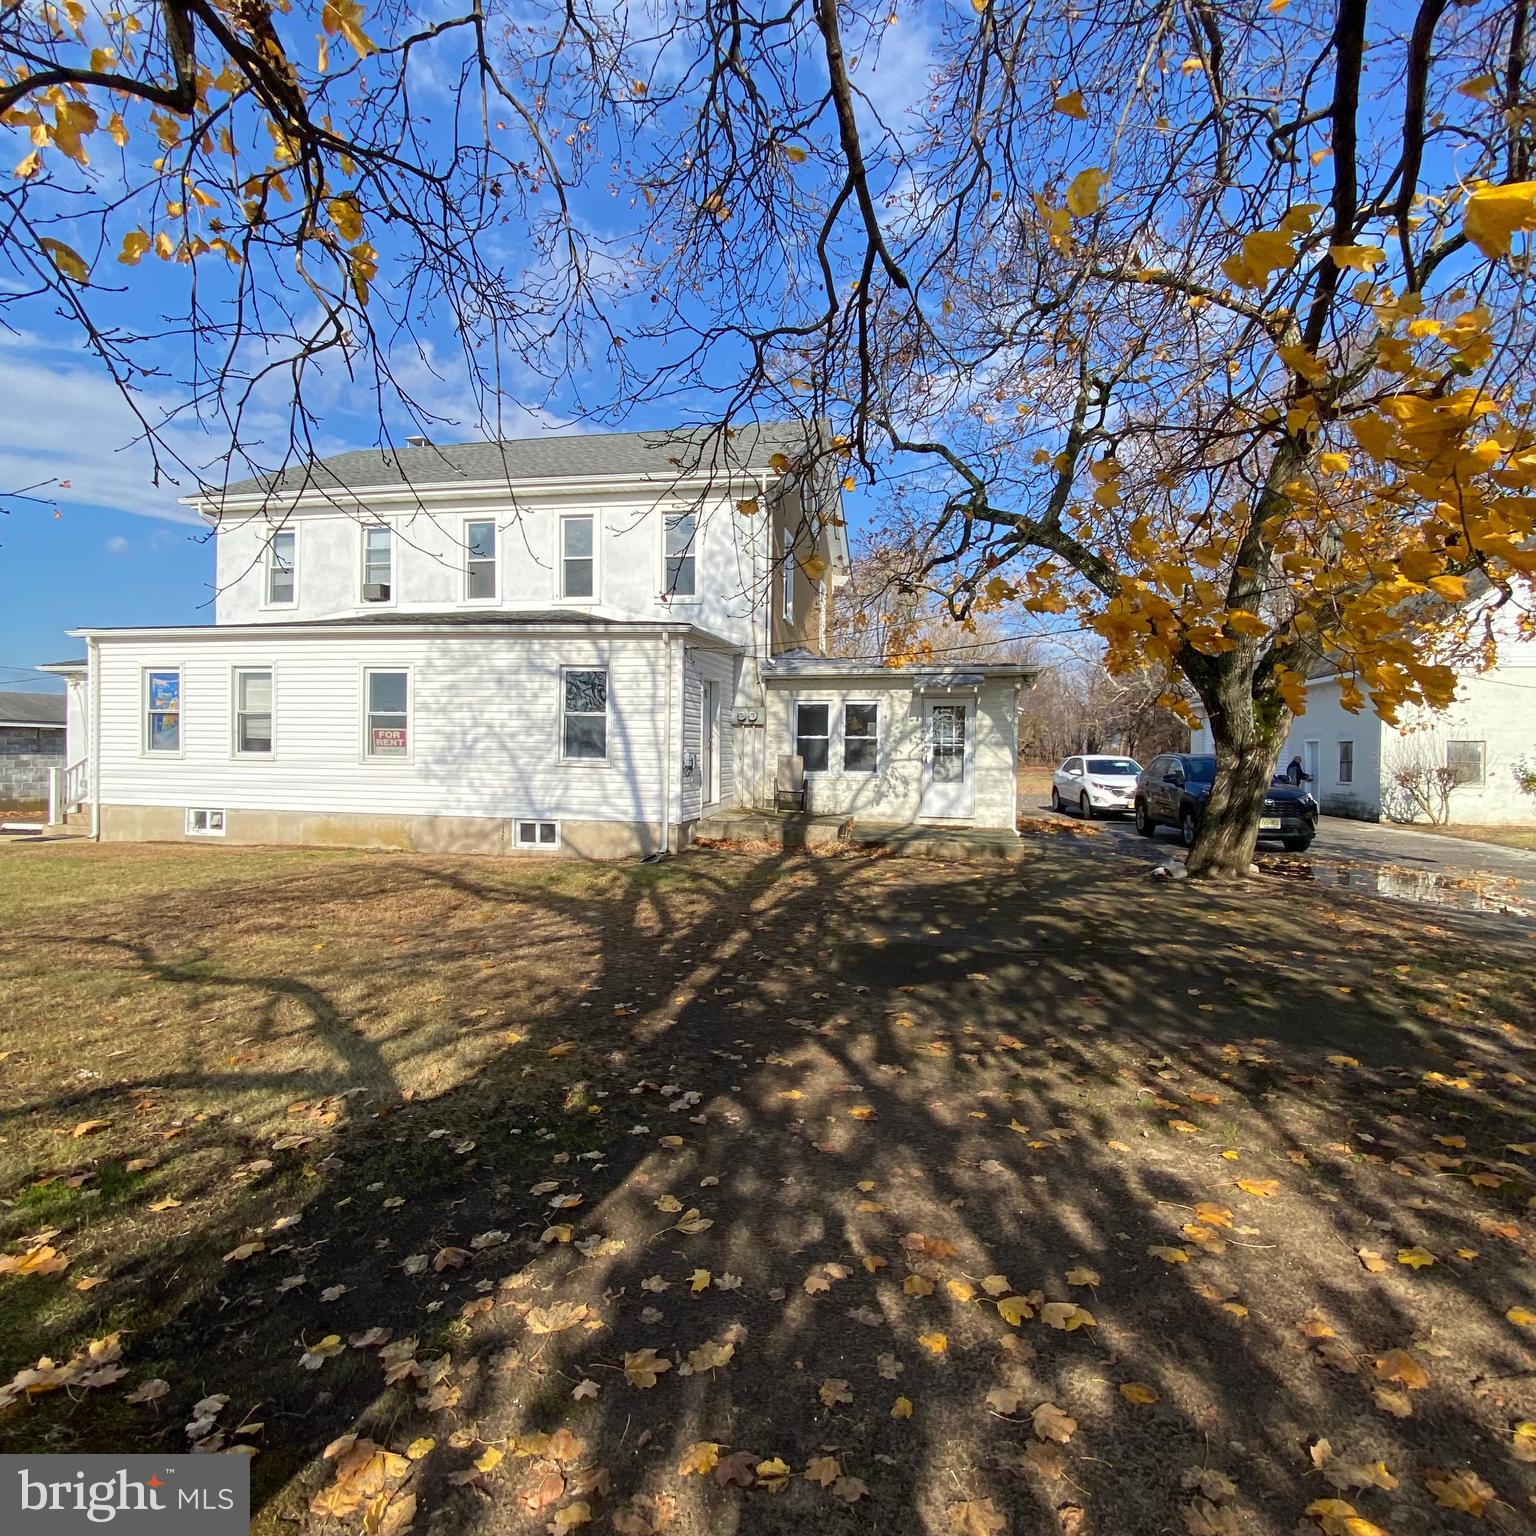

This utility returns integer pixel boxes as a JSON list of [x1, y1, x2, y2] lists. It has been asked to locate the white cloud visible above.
[[104, 534, 130, 554]]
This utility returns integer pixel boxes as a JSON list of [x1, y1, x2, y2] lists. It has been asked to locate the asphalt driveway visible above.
[[1027, 793, 1536, 919]]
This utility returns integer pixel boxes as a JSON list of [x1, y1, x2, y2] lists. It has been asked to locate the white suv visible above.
[[1051, 755, 1142, 819]]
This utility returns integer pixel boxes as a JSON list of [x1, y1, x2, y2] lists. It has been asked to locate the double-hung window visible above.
[[794, 702, 829, 772], [663, 513, 697, 598], [843, 702, 879, 773], [561, 668, 608, 760], [365, 669, 410, 758], [561, 515, 595, 599], [145, 668, 181, 754], [363, 526, 392, 601], [781, 528, 795, 623], [266, 529, 296, 606], [1338, 740, 1354, 784], [465, 519, 496, 600], [234, 668, 273, 755], [1447, 739, 1485, 784]]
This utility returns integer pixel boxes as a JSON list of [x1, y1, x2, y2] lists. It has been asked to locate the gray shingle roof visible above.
[[0, 691, 65, 727], [214, 421, 826, 502]]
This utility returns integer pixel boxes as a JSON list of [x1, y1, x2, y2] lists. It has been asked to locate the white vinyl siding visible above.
[[679, 647, 735, 821], [93, 633, 672, 824]]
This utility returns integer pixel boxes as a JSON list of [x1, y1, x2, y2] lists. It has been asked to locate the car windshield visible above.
[[1086, 758, 1138, 776], [1184, 756, 1217, 783]]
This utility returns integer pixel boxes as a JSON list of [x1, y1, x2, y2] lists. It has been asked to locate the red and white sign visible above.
[[372, 727, 407, 753]]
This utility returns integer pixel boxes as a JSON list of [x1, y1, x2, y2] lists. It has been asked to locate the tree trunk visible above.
[[1186, 663, 1292, 880]]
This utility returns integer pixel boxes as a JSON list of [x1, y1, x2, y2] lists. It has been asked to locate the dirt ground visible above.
[[2, 836, 1535, 1536]]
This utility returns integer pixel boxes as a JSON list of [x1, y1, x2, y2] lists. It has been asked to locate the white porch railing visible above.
[[48, 758, 89, 824]]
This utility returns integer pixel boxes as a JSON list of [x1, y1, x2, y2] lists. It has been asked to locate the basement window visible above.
[[515, 820, 560, 849], [186, 808, 226, 837]]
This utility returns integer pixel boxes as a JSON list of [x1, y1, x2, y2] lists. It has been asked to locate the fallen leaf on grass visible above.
[[818, 1378, 853, 1407], [1234, 1178, 1278, 1198], [1033, 1402, 1076, 1443], [300, 1336, 345, 1370], [1507, 1306, 1536, 1327], [1425, 1468, 1494, 1515], [1149, 1245, 1190, 1265], [1513, 1422, 1536, 1462], [917, 1331, 948, 1354], [0, 1245, 68, 1276], [712, 1451, 756, 1488], [1064, 1266, 1099, 1286], [1397, 1246, 1435, 1269], [755, 1457, 791, 1491], [891, 1395, 913, 1418], [679, 1443, 719, 1477], [222, 1242, 265, 1264], [525, 1302, 590, 1335], [547, 1501, 590, 1532], [1305, 1498, 1387, 1536], [125, 1378, 169, 1404], [949, 1497, 1006, 1536], [805, 1456, 841, 1487], [1357, 1248, 1388, 1274], [1120, 1382, 1159, 1404], [1041, 1303, 1096, 1331], [1374, 1348, 1429, 1390], [623, 1348, 672, 1388]]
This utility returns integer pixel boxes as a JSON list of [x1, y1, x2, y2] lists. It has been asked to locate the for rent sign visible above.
[[3, 1456, 249, 1535], [370, 726, 407, 755]]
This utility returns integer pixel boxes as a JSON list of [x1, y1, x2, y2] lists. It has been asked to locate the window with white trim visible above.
[[664, 512, 697, 598], [145, 668, 181, 753], [562, 515, 595, 599], [266, 529, 296, 605], [234, 667, 273, 755], [465, 520, 496, 600], [1447, 739, 1485, 784], [794, 701, 829, 772], [561, 668, 608, 759], [365, 669, 409, 758], [843, 702, 879, 773], [516, 820, 560, 849], [781, 528, 795, 622], [186, 808, 225, 836], [363, 526, 392, 600]]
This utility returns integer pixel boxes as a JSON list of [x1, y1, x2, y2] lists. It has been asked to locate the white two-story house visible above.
[[44, 424, 1029, 856]]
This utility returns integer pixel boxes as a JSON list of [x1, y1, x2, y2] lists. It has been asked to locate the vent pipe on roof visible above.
[[405, 433, 432, 448]]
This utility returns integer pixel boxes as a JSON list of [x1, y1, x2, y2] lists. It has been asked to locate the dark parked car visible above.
[[1133, 753, 1318, 852]]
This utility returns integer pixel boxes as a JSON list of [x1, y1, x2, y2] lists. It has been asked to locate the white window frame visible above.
[[793, 699, 830, 774], [462, 516, 498, 604], [143, 665, 184, 758], [842, 700, 880, 775], [185, 808, 226, 837], [263, 526, 298, 609], [558, 513, 598, 603], [661, 510, 698, 600], [361, 523, 394, 604], [1446, 738, 1486, 785], [514, 818, 562, 850], [560, 665, 609, 762], [781, 527, 795, 624], [232, 665, 275, 758], [362, 666, 413, 763]]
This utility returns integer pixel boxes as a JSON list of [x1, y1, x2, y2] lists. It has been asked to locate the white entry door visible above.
[[1303, 738, 1320, 786], [702, 681, 719, 805], [920, 701, 974, 818]]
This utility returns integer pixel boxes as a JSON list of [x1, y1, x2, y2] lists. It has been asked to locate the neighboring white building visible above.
[[1191, 585, 1536, 825], [44, 425, 1030, 855]]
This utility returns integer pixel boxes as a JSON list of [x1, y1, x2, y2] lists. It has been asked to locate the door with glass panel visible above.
[[919, 701, 974, 818]]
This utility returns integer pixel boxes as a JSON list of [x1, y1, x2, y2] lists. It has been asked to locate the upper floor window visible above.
[[365, 669, 410, 758], [781, 528, 794, 623], [562, 515, 595, 599], [465, 519, 497, 600], [234, 668, 273, 755], [664, 513, 697, 598], [363, 526, 392, 602], [266, 529, 296, 606], [562, 667, 608, 759], [145, 668, 181, 754]]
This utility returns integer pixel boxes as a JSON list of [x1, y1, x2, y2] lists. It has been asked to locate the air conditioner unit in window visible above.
[[363, 583, 391, 601]]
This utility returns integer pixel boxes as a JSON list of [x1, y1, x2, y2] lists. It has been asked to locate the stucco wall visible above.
[[762, 676, 1019, 830]]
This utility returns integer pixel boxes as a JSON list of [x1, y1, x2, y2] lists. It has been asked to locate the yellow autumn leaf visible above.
[[1507, 1306, 1536, 1327], [118, 230, 151, 266], [39, 237, 89, 283], [1374, 1348, 1429, 1390], [14, 149, 42, 179], [1148, 1245, 1190, 1264], [1397, 1246, 1435, 1269], [1040, 1302, 1096, 1331], [1052, 90, 1087, 119], [891, 1395, 913, 1418], [327, 195, 363, 242], [678, 1442, 719, 1476], [1329, 244, 1386, 271], [1120, 1382, 1159, 1405], [1065, 167, 1105, 218], [1234, 1178, 1278, 1198], [996, 1295, 1033, 1326], [917, 1331, 948, 1354], [1065, 1266, 1100, 1286], [1464, 181, 1536, 256], [622, 1348, 672, 1388]]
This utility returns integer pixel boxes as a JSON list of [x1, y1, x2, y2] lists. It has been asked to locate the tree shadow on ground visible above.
[[1, 837, 1534, 1536]]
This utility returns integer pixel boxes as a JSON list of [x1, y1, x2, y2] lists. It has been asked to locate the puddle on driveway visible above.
[[1258, 855, 1534, 919]]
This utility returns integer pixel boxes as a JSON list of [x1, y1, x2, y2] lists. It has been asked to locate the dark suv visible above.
[[1134, 753, 1317, 852]]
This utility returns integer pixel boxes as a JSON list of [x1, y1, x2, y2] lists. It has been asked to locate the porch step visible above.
[[694, 810, 852, 849]]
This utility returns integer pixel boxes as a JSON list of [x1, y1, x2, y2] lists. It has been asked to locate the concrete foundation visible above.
[[98, 804, 696, 860]]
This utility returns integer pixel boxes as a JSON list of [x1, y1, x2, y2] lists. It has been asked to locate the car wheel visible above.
[[1050, 787, 1062, 813], [1134, 800, 1156, 837], [1079, 792, 1094, 820], [1282, 836, 1313, 853], [1180, 809, 1199, 848]]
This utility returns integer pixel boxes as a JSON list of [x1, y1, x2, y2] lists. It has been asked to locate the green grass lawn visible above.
[[2, 837, 1535, 1536]]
